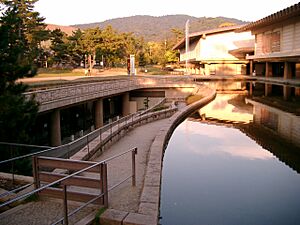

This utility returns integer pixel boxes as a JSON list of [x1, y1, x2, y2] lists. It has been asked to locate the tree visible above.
[[0, 0, 43, 143], [68, 29, 85, 67], [81, 27, 102, 71], [49, 29, 70, 67]]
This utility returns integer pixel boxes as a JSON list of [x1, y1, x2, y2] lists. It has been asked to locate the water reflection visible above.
[[160, 93, 300, 225], [198, 94, 253, 123], [181, 121, 274, 160]]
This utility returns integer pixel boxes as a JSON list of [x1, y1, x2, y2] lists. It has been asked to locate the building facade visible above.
[[238, 2, 300, 99], [173, 26, 254, 75]]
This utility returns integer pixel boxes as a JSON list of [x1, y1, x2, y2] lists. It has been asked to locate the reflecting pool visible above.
[[160, 94, 300, 225]]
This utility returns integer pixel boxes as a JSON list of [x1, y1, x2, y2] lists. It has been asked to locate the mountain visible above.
[[46, 24, 77, 36], [72, 15, 247, 41]]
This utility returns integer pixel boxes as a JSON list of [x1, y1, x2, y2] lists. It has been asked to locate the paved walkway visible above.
[[93, 118, 169, 212], [0, 118, 169, 224]]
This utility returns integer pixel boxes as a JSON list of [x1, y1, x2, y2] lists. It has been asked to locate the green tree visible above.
[[49, 28, 70, 67], [81, 27, 102, 71], [68, 29, 85, 67], [0, 0, 41, 143]]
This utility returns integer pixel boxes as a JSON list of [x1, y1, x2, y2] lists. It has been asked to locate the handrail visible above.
[[0, 182, 34, 198], [0, 103, 176, 166], [0, 146, 60, 165], [0, 142, 51, 149], [137, 97, 166, 116], [0, 147, 137, 209], [0, 103, 177, 209]]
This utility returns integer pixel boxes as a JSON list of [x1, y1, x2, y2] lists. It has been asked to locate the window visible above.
[[262, 31, 281, 53]]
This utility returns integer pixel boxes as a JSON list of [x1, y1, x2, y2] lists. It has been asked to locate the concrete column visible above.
[[265, 84, 272, 96], [122, 92, 130, 116], [94, 99, 103, 129], [265, 62, 273, 96], [50, 109, 61, 146], [296, 88, 300, 96], [265, 62, 272, 77], [250, 60, 253, 76], [283, 62, 292, 80], [249, 82, 253, 96], [283, 85, 291, 100], [296, 63, 300, 96], [283, 62, 292, 100]]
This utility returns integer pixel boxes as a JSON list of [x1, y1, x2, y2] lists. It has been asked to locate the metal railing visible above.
[[137, 98, 166, 116], [1, 99, 177, 164], [1, 147, 138, 225], [0, 103, 177, 211]]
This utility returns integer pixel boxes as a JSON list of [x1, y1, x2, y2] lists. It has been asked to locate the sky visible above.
[[34, 0, 299, 26]]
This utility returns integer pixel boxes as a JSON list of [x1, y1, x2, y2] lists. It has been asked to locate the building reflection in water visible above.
[[192, 93, 300, 173]]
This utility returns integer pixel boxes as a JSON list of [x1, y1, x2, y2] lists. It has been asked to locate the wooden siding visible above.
[[253, 18, 300, 58], [282, 24, 294, 52], [256, 34, 263, 55], [295, 22, 300, 50]]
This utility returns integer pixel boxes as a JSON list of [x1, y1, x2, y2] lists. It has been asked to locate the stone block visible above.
[[100, 209, 128, 225], [140, 186, 160, 204], [146, 161, 161, 174], [144, 172, 161, 187], [138, 202, 159, 217], [123, 213, 157, 225]]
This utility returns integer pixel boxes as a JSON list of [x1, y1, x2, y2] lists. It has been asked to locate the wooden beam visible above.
[[39, 172, 102, 189], [37, 157, 100, 173], [40, 187, 102, 204]]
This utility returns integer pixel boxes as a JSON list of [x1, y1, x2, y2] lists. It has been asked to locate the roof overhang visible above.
[[173, 25, 244, 50]]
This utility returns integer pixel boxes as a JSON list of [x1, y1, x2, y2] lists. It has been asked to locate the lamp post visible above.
[[185, 19, 190, 75]]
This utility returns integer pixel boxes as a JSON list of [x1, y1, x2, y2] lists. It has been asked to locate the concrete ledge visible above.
[[134, 83, 216, 224], [138, 202, 159, 216], [123, 213, 157, 225], [140, 186, 160, 204], [100, 209, 129, 225], [143, 173, 161, 187]]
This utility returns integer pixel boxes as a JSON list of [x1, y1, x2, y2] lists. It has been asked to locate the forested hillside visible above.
[[73, 15, 247, 41]]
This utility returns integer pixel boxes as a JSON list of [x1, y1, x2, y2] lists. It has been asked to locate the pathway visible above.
[[93, 118, 169, 212], [0, 118, 169, 224]]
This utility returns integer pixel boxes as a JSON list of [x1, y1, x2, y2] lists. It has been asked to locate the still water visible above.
[[160, 94, 300, 225]]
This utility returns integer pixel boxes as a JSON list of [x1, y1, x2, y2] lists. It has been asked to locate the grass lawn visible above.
[[36, 68, 84, 77], [186, 94, 204, 105]]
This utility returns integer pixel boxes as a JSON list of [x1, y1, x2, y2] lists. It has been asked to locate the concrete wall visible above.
[[25, 77, 196, 113], [206, 63, 247, 76], [179, 39, 200, 62], [199, 31, 253, 61], [130, 97, 164, 111]]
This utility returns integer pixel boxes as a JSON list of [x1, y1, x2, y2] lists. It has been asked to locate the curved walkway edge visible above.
[[100, 84, 217, 225]]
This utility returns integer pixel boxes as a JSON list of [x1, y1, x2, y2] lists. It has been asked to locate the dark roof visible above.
[[173, 25, 244, 50], [238, 2, 300, 32]]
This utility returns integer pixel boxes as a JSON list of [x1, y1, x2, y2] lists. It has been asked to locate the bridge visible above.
[[24, 76, 198, 146]]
